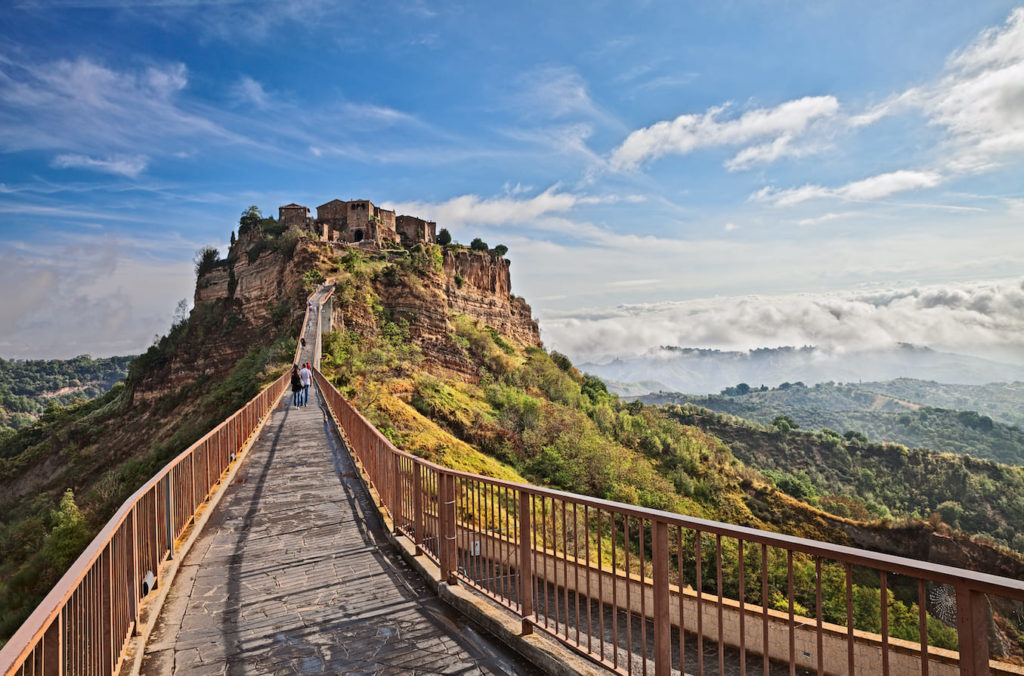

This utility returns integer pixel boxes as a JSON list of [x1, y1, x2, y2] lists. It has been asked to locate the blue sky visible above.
[[1, 1, 1022, 362]]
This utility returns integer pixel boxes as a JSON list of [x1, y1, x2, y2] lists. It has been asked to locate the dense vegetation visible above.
[[642, 381, 1024, 465], [314, 245, 1024, 656], [664, 404, 1024, 553], [0, 355, 134, 435]]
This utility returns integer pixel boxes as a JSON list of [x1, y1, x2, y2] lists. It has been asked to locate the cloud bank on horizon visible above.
[[0, 2, 1022, 361], [540, 278, 1024, 367]]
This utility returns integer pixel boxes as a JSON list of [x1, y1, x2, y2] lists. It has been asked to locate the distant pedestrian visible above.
[[290, 365, 302, 407], [299, 363, 312, 406], [301, 337, 306, 349]]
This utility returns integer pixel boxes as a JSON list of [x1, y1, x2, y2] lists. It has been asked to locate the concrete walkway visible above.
[[141, 298, 536, 674]]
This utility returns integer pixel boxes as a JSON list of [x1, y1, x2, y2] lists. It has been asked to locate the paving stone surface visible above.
[[141, 294, 536, 675]]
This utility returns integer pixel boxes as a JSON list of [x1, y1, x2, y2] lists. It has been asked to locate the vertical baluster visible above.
[[763, 544, 770, 676], [788, 550, 795, 676], [815, 557, 824, 676], [881, 571, 890, 676], [716, 533, 724, 676], [918, 579, 929, 676], [652, 520, 669, 676], [695, 532, 703, 676], [738, 539, 746, 675]]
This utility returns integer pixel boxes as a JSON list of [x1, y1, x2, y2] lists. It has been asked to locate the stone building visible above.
[[278, 203, 309, 228], [396, 215, 436, 247], [315, 198, 400, 246]]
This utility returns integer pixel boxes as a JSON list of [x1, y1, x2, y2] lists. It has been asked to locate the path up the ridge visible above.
[[140, 291, 536, 674]]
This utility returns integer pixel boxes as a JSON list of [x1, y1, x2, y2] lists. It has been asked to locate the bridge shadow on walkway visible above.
[[141, 368, 538, 673]]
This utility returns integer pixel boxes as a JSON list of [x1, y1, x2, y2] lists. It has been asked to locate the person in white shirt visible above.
[[299, 363, 312, 406]]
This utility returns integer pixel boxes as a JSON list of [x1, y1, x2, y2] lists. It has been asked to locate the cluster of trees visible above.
[[434, 228, 508, 257]]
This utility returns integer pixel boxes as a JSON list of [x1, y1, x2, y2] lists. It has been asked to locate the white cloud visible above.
[[754, 170, 944, 206], [232, 75, 269, 109], [0, 238, 194, 359], [540, 278, 1024, 365], [384, 186, 629, 227], [925, 8, 1024, 171], [51, 153, 148, 177], [610, 95, 839, 170]]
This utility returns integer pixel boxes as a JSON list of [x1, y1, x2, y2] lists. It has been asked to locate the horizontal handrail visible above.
[[314, 366, 1024, 676], [1, 370, 289, 675]]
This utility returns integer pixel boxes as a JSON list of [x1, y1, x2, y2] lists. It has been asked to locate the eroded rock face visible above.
[[442, 249, 541, 349], [133, 245, 311, 401], [325, 247, 540, 379]]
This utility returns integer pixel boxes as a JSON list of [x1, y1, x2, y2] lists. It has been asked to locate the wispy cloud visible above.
[[51, 153, 148, 177], [753, 170, 944, 206], [610, 96, 839, 171], [0, 56, 248, 160], [231, 75, 269, 109]]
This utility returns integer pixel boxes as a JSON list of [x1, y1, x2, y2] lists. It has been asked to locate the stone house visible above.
[[278, 203, 310, 228], [396, 215, 437, 247]]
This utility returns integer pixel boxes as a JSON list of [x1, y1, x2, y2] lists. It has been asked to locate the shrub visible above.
[[470, 237, 488, 251]]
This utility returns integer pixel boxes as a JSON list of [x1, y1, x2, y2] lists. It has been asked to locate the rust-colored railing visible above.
[[315, 368, 1024, 676], [0, 372, 289, 676]]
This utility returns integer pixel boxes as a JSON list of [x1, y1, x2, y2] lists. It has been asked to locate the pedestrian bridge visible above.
[[2, 287, 1023, 675]]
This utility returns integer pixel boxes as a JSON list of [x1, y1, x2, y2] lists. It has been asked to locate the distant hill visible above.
[[637, 381, 1024, 466], [582, 344, 1024, 396], [858, 378, 1024, 428], [0, 355, 134, 435]]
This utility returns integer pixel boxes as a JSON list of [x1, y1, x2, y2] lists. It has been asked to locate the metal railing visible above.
[[314, 368, 1024, 676], [0, 373, 289, 676]]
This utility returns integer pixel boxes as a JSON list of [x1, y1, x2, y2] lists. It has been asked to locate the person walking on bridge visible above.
[[290, 365, 302, 407], [299, 362, 312, 407]]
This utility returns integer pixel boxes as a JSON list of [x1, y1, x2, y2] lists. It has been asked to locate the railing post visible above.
[[392, 453, 402, 535], [130, 509, 139, 634], [652, 519, 671, 676], [413, 463, 424, 555], [439, 472, 458, 585], [956, 584, 990, 676], [518, 490, 534, 635], [165, 476, 175, 560]]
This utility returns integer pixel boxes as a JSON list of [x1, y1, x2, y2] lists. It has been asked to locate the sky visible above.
[[1, 1, 1022, 364]]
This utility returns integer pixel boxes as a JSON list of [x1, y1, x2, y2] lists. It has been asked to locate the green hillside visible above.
[[859, 378, 1024, 428], [639, 382, 1024, 465], [0, 355, 134, 435]]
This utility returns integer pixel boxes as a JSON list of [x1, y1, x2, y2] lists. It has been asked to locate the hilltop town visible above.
[[277, 198, 436, 249]]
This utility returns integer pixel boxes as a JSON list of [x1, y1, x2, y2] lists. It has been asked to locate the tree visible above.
[[437, 228, 452, 245], [194, 247, 220, 277], [230, 231, 236, 246], [239, 205, 262, 235], [493, 244, 508, 257], [470, 237, 488, 251]]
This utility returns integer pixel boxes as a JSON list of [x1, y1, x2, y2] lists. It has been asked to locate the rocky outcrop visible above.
[[132, 243, 312, 401], [442, 249, 540, 348]]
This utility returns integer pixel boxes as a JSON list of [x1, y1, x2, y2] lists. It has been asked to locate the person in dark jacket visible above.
[[290, 365, 302, 406]]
